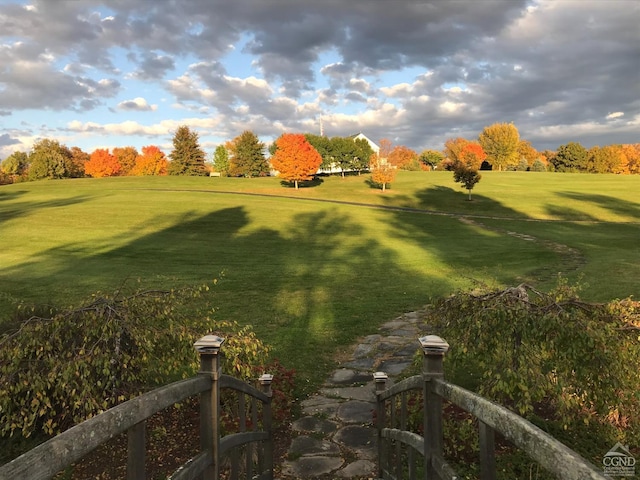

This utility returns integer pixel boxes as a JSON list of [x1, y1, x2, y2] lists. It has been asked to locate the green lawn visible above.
[[1, 172, 639, 389]]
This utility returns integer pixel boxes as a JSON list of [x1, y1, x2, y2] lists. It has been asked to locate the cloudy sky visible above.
[[0, 0, 638, 159]]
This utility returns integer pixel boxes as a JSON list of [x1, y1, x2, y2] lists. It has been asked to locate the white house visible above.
[[347, 132, 380, 155]]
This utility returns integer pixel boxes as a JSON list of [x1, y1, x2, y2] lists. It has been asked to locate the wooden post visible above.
[[126, 421, 145, 480], [259, 373, 274, 480], [374, 371, 388, 480], [419, 335, 449, 480], [194, 335, 225, 480], [479, 421, 496, 480]]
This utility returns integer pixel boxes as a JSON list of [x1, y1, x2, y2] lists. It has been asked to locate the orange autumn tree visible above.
[[370, 154, 396, 192], [456, 141, 487, 170], [270, 133, 322, 189], [387, 145, 419, 170], [452, 142, 485, 200], [131, 146, 168, 176], [113, 146, 139, 176], [620, 144, 640, 174], [85, 148, 121, 178]]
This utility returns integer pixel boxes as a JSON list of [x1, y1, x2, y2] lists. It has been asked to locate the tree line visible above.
[[1, 123, 638, 188]]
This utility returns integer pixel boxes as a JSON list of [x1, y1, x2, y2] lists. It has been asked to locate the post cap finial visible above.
[[259, 373, 274, 385], [194, 334, 225, 353], [418, 335, 449, 355], [373, 371, 388, 382]]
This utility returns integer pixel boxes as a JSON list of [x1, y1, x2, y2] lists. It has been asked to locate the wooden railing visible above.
[[0, 335, 274, 480], [374, 335, 608, 480]]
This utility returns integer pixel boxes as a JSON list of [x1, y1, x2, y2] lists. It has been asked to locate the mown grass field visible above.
[[1, 171, 639, 388]]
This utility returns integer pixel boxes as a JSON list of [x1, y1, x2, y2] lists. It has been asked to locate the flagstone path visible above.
[[279, 308, 429, 479]]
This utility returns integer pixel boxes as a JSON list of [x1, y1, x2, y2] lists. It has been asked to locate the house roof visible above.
[[347, 132, 380, 153]]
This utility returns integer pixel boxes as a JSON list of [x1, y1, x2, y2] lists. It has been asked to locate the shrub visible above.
[[531, 159, 547, 172], [428, 281, 640, 449], [0, 285, 270, 439]]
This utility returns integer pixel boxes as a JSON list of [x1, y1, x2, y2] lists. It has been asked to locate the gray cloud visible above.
[[0, 133, 20, 146], [130, 52, 176, 80], [0, 0, 637, 153]]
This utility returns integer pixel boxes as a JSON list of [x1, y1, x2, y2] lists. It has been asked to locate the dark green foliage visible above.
[[229, 131, 268, 177], [0, 285, 269, 439], [453, 165, 481, 200], [551, 142, 588, 172], [325, 136, 373, 175], [352, 138, 374, 173], [429, 282, 640, 450], [329, 136, 356, 175], [304, 133, 333, 170], [168, 125, 207, 176]]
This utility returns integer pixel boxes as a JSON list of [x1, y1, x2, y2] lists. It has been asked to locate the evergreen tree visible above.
[[168, 125, 207, 176], [228, 131, 268, 177]]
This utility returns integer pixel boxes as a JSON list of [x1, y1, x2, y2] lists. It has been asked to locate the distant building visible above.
[[347, 132, 380, 155], [316, 132, 379, 175]]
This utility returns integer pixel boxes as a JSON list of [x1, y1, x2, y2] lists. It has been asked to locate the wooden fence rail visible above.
[[374, 335, 608, 480], [0, 335, 274, 480]]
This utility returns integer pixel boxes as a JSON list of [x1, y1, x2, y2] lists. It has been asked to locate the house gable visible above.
[[348, 132, 380, 154]]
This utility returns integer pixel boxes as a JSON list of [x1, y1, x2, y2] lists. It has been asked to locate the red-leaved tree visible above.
[[85, 149, 121, 178], [457, 142, 487, 171], [270, 133, 322, 189]]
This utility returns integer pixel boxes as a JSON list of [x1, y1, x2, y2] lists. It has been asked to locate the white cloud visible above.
[[116, 97, 158, 111], [606, 112, 624, 120], [439, 101, 464, 114], [380, 83, 413, 98]]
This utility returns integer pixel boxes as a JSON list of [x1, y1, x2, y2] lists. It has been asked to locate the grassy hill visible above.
[[1, 171, 638, 384]]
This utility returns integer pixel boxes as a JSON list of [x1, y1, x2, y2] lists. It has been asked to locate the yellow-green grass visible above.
[[0, 172, 638, 388]]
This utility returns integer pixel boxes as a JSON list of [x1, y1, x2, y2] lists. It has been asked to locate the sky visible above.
[[0, 0, 638, 160]]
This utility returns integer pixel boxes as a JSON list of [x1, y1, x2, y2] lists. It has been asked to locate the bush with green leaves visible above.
[[0, 285, 269, 439], [429, 280, 640, 448]]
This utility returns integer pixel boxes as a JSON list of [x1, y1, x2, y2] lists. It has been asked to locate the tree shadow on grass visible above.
[[0, 202, 457, 394], [380, 184, 640, 299], [555, 191, 640, 222], [0, 191, 93, 226], [364, 178, 389, 191], [380, 185, 566, 287], [278, 177, 324, 189]]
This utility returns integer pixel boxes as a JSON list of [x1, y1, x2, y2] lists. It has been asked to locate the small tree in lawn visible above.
[[452, 142, 485, 200], [453, 166, 482, 201], [270, 133, 322, 189], [370, 154, 396, 192]]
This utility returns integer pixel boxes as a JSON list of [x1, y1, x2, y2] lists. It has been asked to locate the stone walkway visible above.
[[280, 309, 428, 479]]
